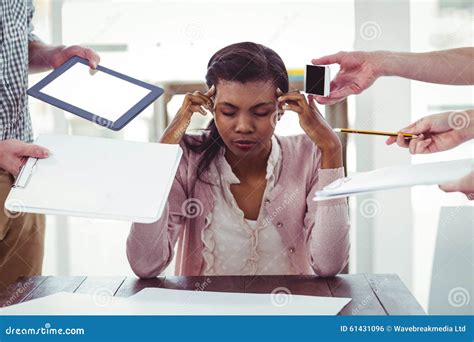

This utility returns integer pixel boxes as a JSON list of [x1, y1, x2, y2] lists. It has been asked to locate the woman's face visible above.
[[212, 80, 280, 160]]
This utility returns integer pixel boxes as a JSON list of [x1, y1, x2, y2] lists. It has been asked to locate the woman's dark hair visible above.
[[184, 42, 289, 184]]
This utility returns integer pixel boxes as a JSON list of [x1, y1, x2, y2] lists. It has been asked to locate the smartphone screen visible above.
[[305, 65, 327, 96]]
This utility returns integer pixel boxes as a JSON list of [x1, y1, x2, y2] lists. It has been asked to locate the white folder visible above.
[[314, 158, 474, 201], [4, 134, 182, 223]]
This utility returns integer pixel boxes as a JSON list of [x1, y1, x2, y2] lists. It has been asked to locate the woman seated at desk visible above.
[[127, 42, 350, 277]]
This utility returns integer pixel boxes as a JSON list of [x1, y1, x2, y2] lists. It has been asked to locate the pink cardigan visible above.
[[127, 134, 350, 278]]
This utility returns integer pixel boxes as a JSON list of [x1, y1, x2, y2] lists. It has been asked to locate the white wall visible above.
[[352, 0, 413, 288]]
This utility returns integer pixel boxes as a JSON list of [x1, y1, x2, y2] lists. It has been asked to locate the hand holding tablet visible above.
[[28, 56, 164, 131]]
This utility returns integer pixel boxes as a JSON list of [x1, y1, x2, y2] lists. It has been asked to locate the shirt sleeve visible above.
[[126, 145, 189, 279], [27, 0, 41, 43], [304, 167, 350, 277]]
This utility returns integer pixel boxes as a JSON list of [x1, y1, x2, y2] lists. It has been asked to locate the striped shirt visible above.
[[0, 0, 40, 142]]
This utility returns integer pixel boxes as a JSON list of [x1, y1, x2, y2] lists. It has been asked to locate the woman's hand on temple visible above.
[[277, 88, 342, 168], [160, 86, 216, 144], [178, 86, 216, 118]]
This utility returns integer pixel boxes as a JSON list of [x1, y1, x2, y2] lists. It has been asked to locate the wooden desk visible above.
[[0, 274, 425, 315]]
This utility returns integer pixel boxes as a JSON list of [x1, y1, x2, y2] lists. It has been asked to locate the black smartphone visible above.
[[304, 64, 330, 97]]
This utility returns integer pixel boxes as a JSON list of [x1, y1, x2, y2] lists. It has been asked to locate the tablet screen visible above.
[[40, 62, 152, 122]]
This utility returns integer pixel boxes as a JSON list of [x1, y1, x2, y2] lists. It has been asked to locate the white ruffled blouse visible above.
[[201, 135, 295, 275]]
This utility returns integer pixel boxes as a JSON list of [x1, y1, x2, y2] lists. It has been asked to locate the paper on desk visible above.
[[0, 288, 351, 316], [315, 158, 474, 201], [122, 287, 351, 315], [0, 292, 122, 315]]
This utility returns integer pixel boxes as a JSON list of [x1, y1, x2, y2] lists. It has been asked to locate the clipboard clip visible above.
[[13, 158, 39, 188]]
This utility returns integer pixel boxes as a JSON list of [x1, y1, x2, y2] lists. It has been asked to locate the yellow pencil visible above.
[[333, 128, 417, 139]]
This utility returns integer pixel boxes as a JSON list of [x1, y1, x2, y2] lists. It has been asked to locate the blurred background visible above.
[[28, 0, 473, 314]]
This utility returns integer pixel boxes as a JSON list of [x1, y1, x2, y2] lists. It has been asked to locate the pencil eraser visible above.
[[304, 64, 330, 97]]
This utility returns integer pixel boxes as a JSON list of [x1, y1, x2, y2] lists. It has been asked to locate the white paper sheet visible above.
[[0, 292, 122, 315], [124, 287, 352, 315], [315, 158, 474, 200], [0, 288, 351, 316], [40, 62, 151, 122]]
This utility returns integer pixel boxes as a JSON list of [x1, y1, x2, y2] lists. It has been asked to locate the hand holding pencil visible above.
[[385, 110, 474, 154], [336, 111, 473, 154]]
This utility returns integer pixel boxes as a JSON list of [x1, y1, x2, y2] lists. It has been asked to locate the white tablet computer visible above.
[[28, 56, 164, 131]]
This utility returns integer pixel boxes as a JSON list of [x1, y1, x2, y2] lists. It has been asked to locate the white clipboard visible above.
[[4, 134, 182, 223], [314, 158, 474, 201]]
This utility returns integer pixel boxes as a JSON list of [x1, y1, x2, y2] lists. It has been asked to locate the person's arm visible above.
[[379, 48, 474, 85], [386, 110, 474, 153], [439, 171, 474, 200], [26, 0, 99, 74], [305, 167, 350, 277], [311, 48, 474, 105], [277, 89, 349, 276], [28, 41, 100, 74], [127, 86, 215, 278], [160, 86, 215, 144], [276, 90, 343, 169], [385, 109, 474, 199], [0, 140, 49, 176], [126, 176, 187, 278]]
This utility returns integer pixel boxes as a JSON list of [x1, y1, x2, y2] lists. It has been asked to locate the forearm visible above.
[[376, 48, 474, 85], [160, 112, 192, 144], [28, 41, 64, 74], [320, 145, 343, 169], [126, 206, 173, 278], [309, 168, 350, 277], [310, 204, 350, 277], [306, 131, 343, 169], [301, 115, 344, 169]]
